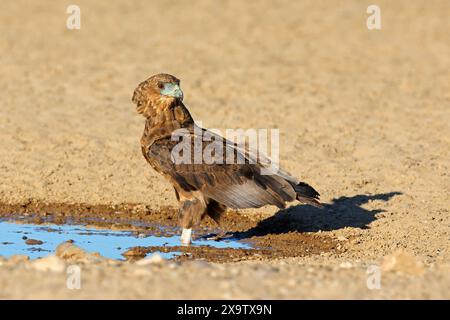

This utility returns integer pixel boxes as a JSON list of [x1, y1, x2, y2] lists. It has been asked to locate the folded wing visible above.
[[146, 126, 321, 209]]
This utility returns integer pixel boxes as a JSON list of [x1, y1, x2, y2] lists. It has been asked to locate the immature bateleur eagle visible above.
[[133, 73, 322, 245]]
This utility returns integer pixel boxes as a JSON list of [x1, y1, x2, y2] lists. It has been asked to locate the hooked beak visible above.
[[160, 83, 184, 101]]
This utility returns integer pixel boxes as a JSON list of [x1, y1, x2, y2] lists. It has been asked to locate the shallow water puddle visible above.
[[0, 220, 252, 260]]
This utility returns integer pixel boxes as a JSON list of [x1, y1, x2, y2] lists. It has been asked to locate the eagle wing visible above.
[[146, 125, 321, 209]]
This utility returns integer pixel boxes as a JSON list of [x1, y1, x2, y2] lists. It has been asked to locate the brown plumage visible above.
[[132, 73, 323, 244]]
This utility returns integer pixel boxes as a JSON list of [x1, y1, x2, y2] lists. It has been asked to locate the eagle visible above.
[[132, 73, 322, 245]]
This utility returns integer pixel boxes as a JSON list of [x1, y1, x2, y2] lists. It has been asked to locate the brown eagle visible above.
[[132, 73, 322, 245]]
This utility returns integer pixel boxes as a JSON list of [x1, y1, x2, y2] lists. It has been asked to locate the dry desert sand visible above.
[[0, 0, 449, 299]]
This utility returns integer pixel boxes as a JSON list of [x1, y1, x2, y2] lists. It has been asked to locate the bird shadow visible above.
[[227, 191, 402, 240]]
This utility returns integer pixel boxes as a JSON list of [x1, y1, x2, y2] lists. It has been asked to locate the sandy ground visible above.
[[0, 0, 449, 299]]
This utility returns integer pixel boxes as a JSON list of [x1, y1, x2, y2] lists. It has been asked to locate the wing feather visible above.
[[146, 126, 318, 209]]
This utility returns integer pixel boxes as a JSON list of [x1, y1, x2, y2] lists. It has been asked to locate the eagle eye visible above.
[[157, 82, 164, 89]]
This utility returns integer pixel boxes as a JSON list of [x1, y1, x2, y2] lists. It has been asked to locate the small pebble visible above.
[[25, 239, 44, 246], [339, 262, 353, 269], [30, 256, 66, 273], [135, 253, 165, 266]]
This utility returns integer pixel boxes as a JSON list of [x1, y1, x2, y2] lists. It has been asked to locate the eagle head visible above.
[[132, 73, 183, 117]]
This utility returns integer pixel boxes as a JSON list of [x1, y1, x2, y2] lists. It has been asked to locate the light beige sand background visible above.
[[0, 0, 449, 299]]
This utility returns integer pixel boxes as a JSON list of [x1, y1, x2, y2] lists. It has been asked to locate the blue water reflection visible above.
[[0, 221, 251, 260]]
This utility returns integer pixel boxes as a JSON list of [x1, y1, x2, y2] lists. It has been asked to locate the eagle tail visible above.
[[294, 182, 324, 208]]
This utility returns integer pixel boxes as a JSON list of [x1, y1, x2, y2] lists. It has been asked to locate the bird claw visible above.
[[206, 233, 226, 241]]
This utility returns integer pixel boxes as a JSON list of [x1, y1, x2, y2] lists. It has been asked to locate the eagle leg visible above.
[[178, 198, 206, 245]]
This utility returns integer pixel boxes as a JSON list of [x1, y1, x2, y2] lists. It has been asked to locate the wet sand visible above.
[[0, 204, 335, 263]]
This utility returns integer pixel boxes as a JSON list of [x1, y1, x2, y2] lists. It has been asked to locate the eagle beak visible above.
[[161, 83, 184, 101]]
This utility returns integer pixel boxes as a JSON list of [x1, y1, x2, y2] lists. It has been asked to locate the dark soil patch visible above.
[[0, 201, 336, 263]]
